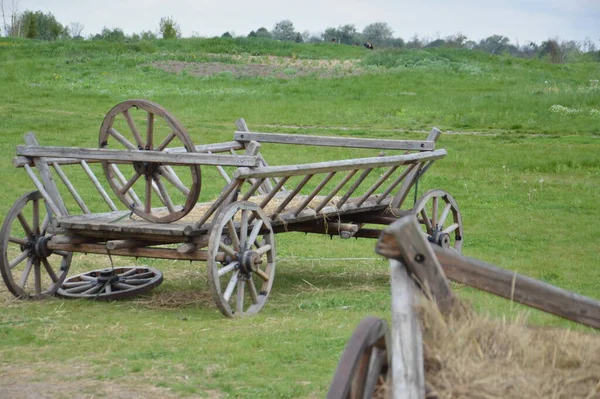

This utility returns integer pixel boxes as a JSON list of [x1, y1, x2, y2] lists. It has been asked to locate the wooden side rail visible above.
[[16, 146, 260, 167], [233, 150, 446, 179], [233, 131, 439, 150]]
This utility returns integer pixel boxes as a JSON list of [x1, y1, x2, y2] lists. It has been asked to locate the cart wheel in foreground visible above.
[[412, 189, 463, 253], [57, 266, 163, 301], [327, 316, 390, 399], [207, 201, 276, 317], [99, 99, 201, 223], [0, 191, 72, 299]]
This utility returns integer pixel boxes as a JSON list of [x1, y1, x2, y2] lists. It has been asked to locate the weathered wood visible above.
[[234, 131, 435, 151], [105, 239, 153, 250], [165, 141, 244, 154], [391, 164, 421, 208], [24, 133, 68, 216], [49, 236, 96, 245], [384, 216, 456, 313], [17, 145, 260, 167], [426, 127, 442, 143], [23, 164, 62, 216], [355, 165, 399, 207], [110, 163, 143, 208], [258, 176, 290, 208], [377, 227, 600, 329], [336, 168, 372, 209], [271, 174, 313, 217], [292, 172, 336, 216], [292, 221, 360, 238], [80, 160, 118, 211], [233, 150, 447, 179], [314, 170, 358, 213], [52, 162, 91, 214], [194, 179, 243, 228], [47, 241, 220, 262], [177, 242, 197, 254], [241, 178, 265, 201], [390, 259, 425, 399]]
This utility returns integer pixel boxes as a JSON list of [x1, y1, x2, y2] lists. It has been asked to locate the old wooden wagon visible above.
[[1, 99, 463, 317]]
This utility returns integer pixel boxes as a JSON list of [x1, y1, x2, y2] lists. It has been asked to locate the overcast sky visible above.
[[14, 0, 600, 44]]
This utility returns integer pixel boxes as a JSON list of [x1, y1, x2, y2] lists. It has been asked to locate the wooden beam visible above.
[[234, 131, 435, 151], [233, 150, 447, 179], [377, 221, 600, 329], [16, 145, 260, 167]]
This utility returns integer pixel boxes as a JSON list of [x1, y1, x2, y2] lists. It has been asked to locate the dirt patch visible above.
[[151, 55, 364, 79]]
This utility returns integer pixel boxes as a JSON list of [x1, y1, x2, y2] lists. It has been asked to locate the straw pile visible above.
[[383, 298, 600, 398]]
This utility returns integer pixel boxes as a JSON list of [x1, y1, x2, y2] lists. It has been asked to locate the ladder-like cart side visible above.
[[0, 99, 463, 318]]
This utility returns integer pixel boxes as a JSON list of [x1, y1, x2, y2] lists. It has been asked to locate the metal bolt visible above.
[[414, 253, 425, 263]]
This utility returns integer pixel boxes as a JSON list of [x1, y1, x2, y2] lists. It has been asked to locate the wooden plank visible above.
[[336, 168, 372, 209], [16, 146, 260, 167], [314, 170, 358, 213], [233, 150, 446, 179], [24, 133, 68, 216], [391, 163, 421, 208], [271, 174, 313, 217], [164, 141, 245, 154], [390, 259, 425, 399], [292, 172, 336, 216], [384, 216, 455, 313], [23, 164, 62, 216], [80, 160, 118, 211], [377, 164, 417, 205], [377, 228, 600, 330], [52, 162, 91, 214], [234, 131, 435, 151], [426, 127, 442, 143]]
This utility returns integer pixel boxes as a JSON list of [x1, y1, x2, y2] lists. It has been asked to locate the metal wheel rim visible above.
[[412, 189, 463, 253], [327, 316, 390, 399], [207, 201, 276, 317], [0, 191, 71, 299], [56, 266, 163, 300], [99, 99, 201, 223]]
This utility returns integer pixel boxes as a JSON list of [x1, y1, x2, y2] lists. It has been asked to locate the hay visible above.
[[383, 298, 600, 398]]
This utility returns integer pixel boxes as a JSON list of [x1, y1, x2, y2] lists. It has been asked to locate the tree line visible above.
[[0, 2, 597, 64]]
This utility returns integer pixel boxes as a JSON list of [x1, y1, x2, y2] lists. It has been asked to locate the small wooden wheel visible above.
[[207, 201, 276, 317], [327, 316, 390, 399], [0, 191, 72, 299], [99, 99, 201, 223], [57, 266, 163, 301], [412, 189, 463, 252]]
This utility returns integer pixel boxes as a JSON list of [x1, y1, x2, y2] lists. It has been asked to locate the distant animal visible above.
[[364, 42, 374, 50], [331, 38, 336, 42]]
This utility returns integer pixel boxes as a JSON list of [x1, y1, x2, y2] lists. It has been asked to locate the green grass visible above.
[[0, 38, 599, 397]]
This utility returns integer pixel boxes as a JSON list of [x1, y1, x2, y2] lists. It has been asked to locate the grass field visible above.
[[0, 37, 599, 398]]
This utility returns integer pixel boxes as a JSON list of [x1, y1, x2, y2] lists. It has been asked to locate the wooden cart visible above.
[[0, 99, 463, 317]]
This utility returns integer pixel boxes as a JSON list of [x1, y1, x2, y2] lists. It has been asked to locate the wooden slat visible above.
[[52, 162, 91, 214], [17, 146, 260, 167], [234, 131, 435, 151], [390, 259, 426, 399], [314, 170, 358, 213], [376, 164, 417, 205], [194, 179, 243, 229], [356, 165, 399, 207], [80, 160, 118, 211], [233, 150, 446, 179], [336, 168, 372, 209], [164, 141, 244, 154], [23, 164, 62, 216], [377, 225, 600, 330], [292, 172, 336, 216], [271, 175, 313, 217]]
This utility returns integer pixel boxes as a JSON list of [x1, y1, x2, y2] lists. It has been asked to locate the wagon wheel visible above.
[[99, 99, 201, 223], [0, 191, 71, 299], [412, 189, 463, 253], [57, 266, 162, 301], [327, 316, 390, 399], [207, 201, 276, 317]]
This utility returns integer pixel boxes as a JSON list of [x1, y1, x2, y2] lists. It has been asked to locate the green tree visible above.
[[159, 16, 180, 39], [18, 11, 64, 40], [92, 27, 125, 42], [247, 30, 257, 38], [256, 27, 271, 39], [221, 31, 232, 38], [272, 20, 296, 41], [362, 22, 393, 46]]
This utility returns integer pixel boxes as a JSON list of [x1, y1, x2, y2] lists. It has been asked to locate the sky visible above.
[[11, 0, 600, 44]]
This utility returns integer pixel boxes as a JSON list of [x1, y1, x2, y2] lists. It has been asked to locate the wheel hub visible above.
[[430, 229, 451, 249], [239, 250, 262, 275], [33, 235, 53, 258], [95, 268, 118, 284], [133, 161, 160, 177]]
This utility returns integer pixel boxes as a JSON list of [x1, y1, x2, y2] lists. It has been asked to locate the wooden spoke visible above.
[[19, 258, 33, 287], [226, 220, 241, 251], [146, 112, 154, 149], [208, 201, 276, 317], [236, 278, 245, 314], [154, 175, 175, 212], [1, 191, 71, 299], [156, 131, 176, 151], [41, 258, 59, 283], [17, 212, 34, 238], [246, 277, 259, 304], [218, 261, 238, 277], [63, 282, 94, 294], [32, 198, 40, 235], [9, 251, 29, 269], [54, 250, 71, 257], [247, 220, 264, 248], [412, 189, 463, 253], [108, 127, 137, 150], [223, 273, 239, 302], [218, 242, 237, 258], [9, 236, 28, 245], [100, 100, 201, 223], [122, 109, 144, 148], [120, 171, 142, 194]]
